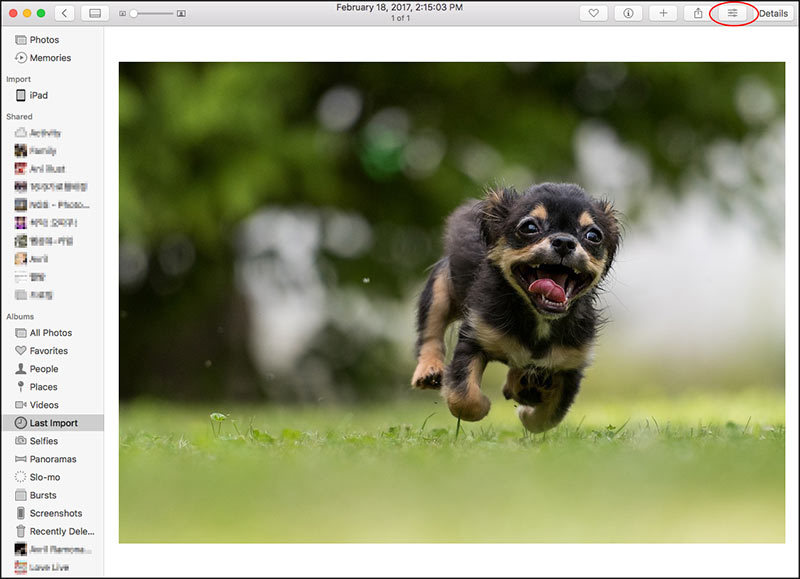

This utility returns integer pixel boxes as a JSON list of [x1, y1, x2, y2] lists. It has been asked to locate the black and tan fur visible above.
[[412, 183, 620, 432]]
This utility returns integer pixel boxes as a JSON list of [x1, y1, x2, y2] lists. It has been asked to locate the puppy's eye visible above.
[[585, 228, 603, 243], [517, 219, 539, 235]]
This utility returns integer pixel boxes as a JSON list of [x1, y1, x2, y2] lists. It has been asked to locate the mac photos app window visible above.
[[1, 2, 798, 578]]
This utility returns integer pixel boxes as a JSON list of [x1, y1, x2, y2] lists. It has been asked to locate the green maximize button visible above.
[[37, 9, 45, 17]]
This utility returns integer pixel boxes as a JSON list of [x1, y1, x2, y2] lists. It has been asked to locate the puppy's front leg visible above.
[[517, 369, 581, 433], [443, 333, 490, 422], [412, 260, 453, 390]]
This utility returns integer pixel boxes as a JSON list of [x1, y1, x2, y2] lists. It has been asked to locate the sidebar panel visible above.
[[2, 27, 104, 577]]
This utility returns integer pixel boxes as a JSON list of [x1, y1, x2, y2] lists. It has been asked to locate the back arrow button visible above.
[[55, 5, 75, 21]]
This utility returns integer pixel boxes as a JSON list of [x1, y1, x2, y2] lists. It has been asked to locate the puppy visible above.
[[411, 183, 620, 433]]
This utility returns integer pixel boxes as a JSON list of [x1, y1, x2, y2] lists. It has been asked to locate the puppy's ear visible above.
[[594, 197, 622, 269], [479, 187, 517, 245]]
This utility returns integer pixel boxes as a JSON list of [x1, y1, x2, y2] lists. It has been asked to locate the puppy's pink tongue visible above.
[[528, 279, 566, 303]]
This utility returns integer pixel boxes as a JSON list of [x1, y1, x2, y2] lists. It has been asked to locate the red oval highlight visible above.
[[710, 2, 760, 26]]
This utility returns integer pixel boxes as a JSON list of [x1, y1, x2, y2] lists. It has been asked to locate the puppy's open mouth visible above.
[[512, 263, 594, 315]]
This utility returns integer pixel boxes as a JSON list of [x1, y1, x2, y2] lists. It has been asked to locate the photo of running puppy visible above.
[[412, 183, 620, 432]]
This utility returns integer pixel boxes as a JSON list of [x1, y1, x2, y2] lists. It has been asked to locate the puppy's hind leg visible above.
[[412, 259, 455, 390]]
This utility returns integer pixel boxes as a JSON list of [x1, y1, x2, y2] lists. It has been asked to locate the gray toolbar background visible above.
[[1, 2, 796, 26]]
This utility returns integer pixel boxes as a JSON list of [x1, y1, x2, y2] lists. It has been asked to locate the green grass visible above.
[[120, 388, 785, 543]]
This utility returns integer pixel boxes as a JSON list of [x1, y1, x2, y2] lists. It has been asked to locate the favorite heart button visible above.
[[580, 6, 607, 21], [16, 346, 26, 355]]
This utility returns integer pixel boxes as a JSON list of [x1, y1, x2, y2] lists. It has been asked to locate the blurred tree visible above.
[[119, 62, 784, 401]]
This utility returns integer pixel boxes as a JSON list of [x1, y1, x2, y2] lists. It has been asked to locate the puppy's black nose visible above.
[[550, 234, 577, 257]]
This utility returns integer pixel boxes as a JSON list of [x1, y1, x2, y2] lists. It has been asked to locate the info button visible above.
[[615, 6, 643, 21], [580, 5, 608, 21]]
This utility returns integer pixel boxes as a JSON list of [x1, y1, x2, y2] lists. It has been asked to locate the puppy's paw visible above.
[[503, 368, 554, 404], [411, 359, 444, 390], [502, 368, 544, 404], [502, 367, 525, 400], [516, 387, 543, 405], [517, 395, 565, 433], [444, 388, 491, 422], [518, 404, 554, 434]]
